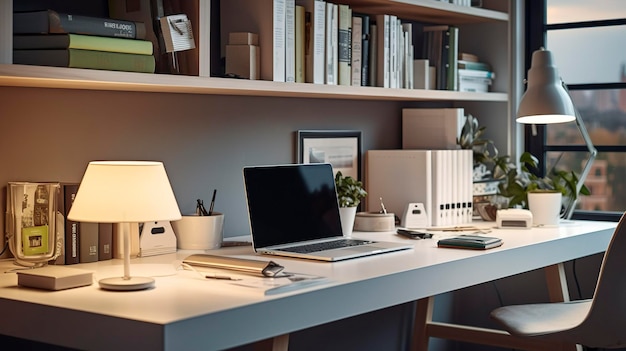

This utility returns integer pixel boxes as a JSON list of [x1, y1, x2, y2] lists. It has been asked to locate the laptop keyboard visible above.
[[281, 239, 374, 254]]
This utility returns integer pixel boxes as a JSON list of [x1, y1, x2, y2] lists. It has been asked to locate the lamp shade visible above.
[[68, 161, 181, 223], [517, 48, 576, 124]]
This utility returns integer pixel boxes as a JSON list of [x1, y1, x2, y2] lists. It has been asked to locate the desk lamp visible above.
[[68, 161, 181, 291], [517, 48, 597, 219]]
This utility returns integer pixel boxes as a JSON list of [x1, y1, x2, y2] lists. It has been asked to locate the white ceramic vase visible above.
[[339, 206, 358, 238]]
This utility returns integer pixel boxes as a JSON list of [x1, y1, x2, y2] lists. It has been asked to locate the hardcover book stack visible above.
[[457, 52, 495, 92], [12, 9, 155, 73]]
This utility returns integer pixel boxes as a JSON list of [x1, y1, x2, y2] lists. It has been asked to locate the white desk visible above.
[[0, 220, 617, 351]]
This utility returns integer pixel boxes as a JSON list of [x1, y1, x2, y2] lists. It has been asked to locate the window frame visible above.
[[524, 0, 626, 222]]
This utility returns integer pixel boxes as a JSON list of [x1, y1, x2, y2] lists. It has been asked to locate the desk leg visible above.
[[253, 334, 290, 351], [412, 297, 434, 351], [545, 263, 570, 302], [544, 263, 583, 351]]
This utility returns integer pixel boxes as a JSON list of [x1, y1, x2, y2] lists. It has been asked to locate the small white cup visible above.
[[171, 213, 224, 250], [528, 191, 562, 226]]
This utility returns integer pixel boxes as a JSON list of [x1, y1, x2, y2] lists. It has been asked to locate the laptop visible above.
[[243, 163, 412, 261]]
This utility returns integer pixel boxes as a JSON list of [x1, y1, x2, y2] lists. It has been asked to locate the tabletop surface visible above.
[[0, 220, 617, 350]]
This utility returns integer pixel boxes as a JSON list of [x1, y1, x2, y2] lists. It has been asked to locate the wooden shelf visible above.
[[336, 0, 508, 23], [0, 64, 508, 102]]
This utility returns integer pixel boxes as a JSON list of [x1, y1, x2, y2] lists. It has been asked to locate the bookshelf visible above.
[[0, 0, 520, 248], [0, 0, 513, 102]]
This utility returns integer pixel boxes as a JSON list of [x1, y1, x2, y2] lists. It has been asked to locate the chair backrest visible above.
[[571, 212, 626, 348]]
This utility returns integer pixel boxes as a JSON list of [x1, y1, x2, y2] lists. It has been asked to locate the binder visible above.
[[367, 150, 473, 228]]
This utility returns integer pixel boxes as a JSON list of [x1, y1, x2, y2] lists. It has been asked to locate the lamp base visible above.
[[98, 276, 155, 291]]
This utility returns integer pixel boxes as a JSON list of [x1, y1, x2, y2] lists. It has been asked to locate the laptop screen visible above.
[[243, 163, 343, 249]]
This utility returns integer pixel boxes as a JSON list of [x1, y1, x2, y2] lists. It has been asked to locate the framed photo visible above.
[[296, 130, 362, 180]]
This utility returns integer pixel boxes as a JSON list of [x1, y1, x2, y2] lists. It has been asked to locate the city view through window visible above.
[[543, 0, 626, 213]]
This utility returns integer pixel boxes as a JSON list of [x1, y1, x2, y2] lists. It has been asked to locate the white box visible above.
[[402, 108, 465, 150]]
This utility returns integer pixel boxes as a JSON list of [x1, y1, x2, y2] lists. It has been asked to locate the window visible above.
[[525, 0, 626, 221]]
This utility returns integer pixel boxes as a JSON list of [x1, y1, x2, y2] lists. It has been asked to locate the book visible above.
[[13, 49, 156, 73], [337, 4, 352, 86], [350, 15, 362, 86], [295, 5, 306, 83], [325, 2, 338, 85], [458, 59, 491, 71], [458, 68, 496, 79], [458, 76, 492, 92], [369, 23, 377, 86], [437, 235, 503, 250], [13, 34, 154, 55], [221, 0, 287, 82], [446, 26, 459, 91], [80, 222, 99, 263], [297, 0, 326, 84], [423, 25, 449, 90], [13, 10, 146, 39], [375, 14, 390, 88], [401, 22, 414, 89], [285, 0, 296, 82], [16, 266, 93, 291], [355, 14, 370, 86], [98, 223, 113, 261], [63, 184, 80, 265]]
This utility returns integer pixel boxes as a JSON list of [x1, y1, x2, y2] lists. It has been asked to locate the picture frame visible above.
[[296, 130, 362, 180]]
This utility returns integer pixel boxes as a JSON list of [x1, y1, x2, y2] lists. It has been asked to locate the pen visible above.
[[208, 189, 217, 215], [205, 274, 240, 281]]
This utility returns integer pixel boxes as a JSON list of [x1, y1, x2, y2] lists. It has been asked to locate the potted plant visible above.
[[496, 151, 590, 217], [335, 171, 367, 237], [458, 115, 589, 220]]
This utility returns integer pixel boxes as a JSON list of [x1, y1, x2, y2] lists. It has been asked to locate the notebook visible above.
[[243, 163, 412, 261]]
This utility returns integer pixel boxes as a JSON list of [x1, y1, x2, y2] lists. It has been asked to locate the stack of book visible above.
[[13, 9, 155, 73], [457, 53, 495, 92]]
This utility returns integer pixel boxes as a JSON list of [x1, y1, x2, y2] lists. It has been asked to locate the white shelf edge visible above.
[[0, 64, 508, 102]]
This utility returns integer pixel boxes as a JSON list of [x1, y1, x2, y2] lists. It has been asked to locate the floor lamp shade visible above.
[[68, 161, 181, 290], [517, 49, 576, 124]]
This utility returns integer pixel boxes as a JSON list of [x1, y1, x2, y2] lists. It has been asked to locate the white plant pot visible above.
[[527, 191, 562, 226], [339, 206, 358, 238]]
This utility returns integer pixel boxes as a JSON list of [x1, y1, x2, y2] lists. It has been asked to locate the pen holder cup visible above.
[[171, 213, 224, 250]]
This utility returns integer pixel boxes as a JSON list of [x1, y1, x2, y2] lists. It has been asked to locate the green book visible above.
[[437, 235, 503, 250], [13, 34, 153, 55], [13, 49, 156, 73]]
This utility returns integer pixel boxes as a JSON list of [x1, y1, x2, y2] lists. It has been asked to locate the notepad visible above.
[[437, 235, 503, 250]]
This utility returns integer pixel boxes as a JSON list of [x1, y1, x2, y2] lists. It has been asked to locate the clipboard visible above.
[[183, 254, 284, 277]]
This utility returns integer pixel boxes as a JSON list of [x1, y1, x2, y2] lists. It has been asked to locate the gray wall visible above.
[[0, 86, 404, 244]]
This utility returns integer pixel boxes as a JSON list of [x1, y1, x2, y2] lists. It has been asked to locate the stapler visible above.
[[496, 209, 533, 229]]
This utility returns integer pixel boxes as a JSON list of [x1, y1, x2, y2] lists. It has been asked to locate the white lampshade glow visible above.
[[68, 161, 181, 223], [68, 161, 181, 291], [517, 48, 576, 124]]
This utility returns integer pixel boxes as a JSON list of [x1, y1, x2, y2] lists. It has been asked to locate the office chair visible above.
[[490, 212, 626, 349]]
